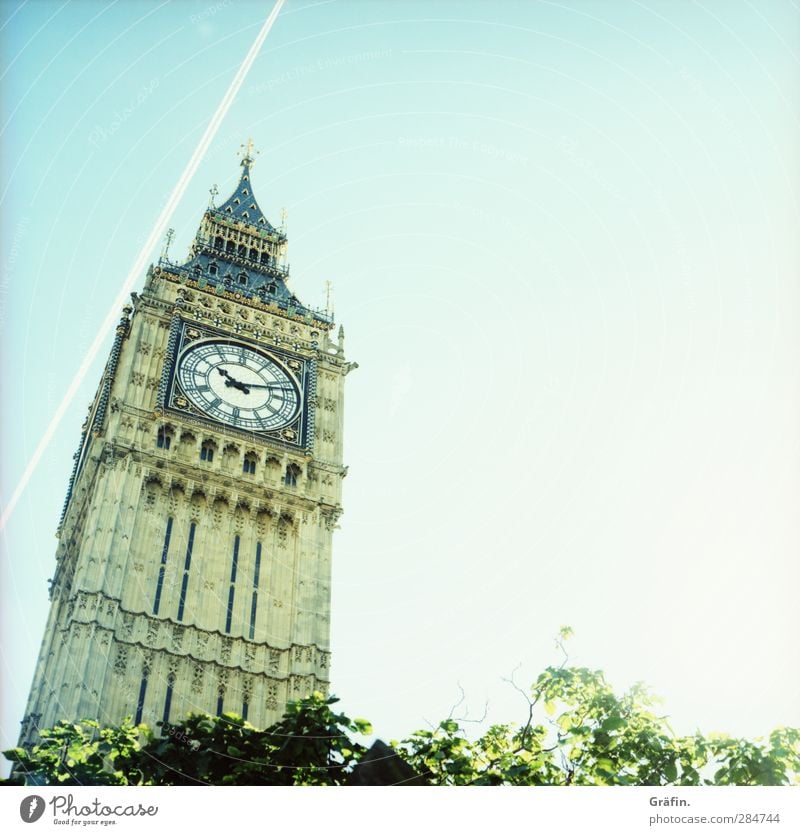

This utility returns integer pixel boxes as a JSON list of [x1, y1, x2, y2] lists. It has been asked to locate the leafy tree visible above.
[[2, 718, 151, 786], [138, 694, 371, 785], [394, 629, 799, 786], [4, 693, 370, 787], [4, 632, 798, 786]]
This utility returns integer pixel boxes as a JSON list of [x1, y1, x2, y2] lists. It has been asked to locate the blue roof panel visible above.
[[216, 161, 276, 231]]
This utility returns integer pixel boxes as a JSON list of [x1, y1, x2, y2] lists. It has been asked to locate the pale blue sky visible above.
[[2, 0, 799, 757]]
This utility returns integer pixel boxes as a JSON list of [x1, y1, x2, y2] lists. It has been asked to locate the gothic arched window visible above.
[[200, 441, 215, 462], [238, 244, 247, 258], [157, 428, 172, 450], [284, 463, 301, 487], [214, 236, 224, 250], [226, 240, 235, 254], [208, 262, 218, 276], [243, 453, 257, 475], [238, 272, 248, 286]]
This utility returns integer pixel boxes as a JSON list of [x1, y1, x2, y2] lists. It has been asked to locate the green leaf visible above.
[[353, 718, 373, 735]]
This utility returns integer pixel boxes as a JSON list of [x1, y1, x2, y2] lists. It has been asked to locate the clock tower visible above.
[[19, 149, 353, 743]]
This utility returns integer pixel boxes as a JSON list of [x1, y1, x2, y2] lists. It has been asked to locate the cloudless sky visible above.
[[1, 0, 799, 757]]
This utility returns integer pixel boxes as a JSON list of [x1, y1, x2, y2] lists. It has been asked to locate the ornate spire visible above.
[[158, 148, 333, 326], [215, 140, 272, 229]]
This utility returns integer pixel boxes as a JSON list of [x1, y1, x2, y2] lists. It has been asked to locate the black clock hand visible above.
[[240, 382, 293, 390], [217, 368, 250, 394], [227, 380, 251, 394]]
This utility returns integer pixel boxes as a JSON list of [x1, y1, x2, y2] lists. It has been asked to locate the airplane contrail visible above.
[[0, 0, 286, 533]]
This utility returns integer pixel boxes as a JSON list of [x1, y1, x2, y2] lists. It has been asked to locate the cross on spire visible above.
[[239, 137, 259, 167], [161, 227, 175, 259]]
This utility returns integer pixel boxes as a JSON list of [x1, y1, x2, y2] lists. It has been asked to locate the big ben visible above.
[[19, 147, 353, 743]]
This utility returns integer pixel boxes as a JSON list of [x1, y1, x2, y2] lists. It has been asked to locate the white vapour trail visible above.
[[0, 0, 287, 532]]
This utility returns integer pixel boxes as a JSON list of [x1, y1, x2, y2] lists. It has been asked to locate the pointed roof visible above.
[[215, 154, 276, 231], [157, 148, 333, 327]]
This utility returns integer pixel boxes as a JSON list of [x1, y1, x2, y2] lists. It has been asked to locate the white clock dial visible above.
[[176, 340, 301, 431]]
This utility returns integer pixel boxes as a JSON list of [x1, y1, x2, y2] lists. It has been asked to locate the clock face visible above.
[[176, 340, 302, 431]]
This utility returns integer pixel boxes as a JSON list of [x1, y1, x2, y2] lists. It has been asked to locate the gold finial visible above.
[[280, 206, 287, 233], [239, 137, 259, 166], [208, 183, 219, 208], [325, 280, 334, 317], [161, 227, 175, 260]]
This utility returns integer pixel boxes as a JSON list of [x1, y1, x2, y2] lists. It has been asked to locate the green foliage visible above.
[[396, 666, 799, 786], [3, 693, 368, 787], [236, 690, 369, 785], [394, 666, 799, 786], [704, 728, 800, 786], [3, 718, 150, 786], [4, 648, 798, 787]]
